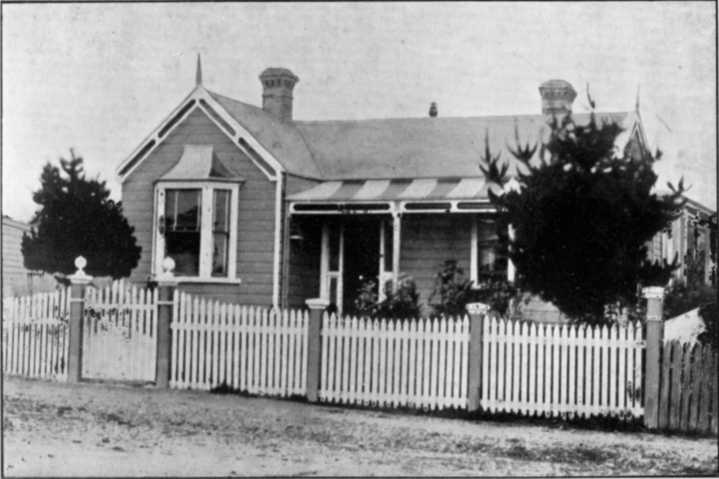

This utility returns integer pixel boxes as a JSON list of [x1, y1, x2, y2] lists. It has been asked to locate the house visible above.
[[647, 196, 716, 287], [2, 216, 57, 297], [117, 58, 651, 315]]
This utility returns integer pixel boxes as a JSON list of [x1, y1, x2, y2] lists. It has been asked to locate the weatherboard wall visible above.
[[121, 108, 277, 305]]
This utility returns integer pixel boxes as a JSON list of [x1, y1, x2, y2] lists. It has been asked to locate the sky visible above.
[[2, 2, 716, 222]]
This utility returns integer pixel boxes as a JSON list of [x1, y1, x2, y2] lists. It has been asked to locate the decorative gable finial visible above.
[[635, 84, 640, 112], [195, 53, 203, 86]]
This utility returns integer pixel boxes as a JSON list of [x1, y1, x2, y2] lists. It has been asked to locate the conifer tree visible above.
[[21, 150, 141, 278], [480, 102, 685, 323]]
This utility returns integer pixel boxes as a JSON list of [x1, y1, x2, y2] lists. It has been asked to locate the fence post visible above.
[[466, 302, 490, 412], [68, 256, 93, 383], [643, 286, 665, 430], [305, 298, 329, 403], [156, 257, 177, 388]]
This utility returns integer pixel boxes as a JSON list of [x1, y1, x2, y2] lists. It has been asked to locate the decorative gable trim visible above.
[[116, 86, 285, 182]]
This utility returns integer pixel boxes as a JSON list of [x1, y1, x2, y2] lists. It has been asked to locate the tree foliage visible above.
[[480, 104, 686, 323], [21, 150, 141, 278]]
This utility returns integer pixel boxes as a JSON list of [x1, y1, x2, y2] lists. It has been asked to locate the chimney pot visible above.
[[429, 102, 438, 118], [539, 79, 576, 122], [259, 67, 299, 122]]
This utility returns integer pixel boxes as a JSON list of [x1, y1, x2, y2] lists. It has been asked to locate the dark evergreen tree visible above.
[[480, 102, 686, 323], [21, 150, 141, 278]]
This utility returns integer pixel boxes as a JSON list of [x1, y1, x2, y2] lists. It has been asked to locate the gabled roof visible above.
[[119, 85, 638, 184], [208, 91, 322, 178]]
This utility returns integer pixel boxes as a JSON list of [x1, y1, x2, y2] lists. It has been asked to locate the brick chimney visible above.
[[539, 79, 576, 122], [259, 67, 299, 122]]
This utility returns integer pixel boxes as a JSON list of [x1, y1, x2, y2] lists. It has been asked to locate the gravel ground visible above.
[[3, 377, 717, 476]]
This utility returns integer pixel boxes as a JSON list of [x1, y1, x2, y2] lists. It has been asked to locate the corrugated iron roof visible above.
[[210, 89, 632, 182]]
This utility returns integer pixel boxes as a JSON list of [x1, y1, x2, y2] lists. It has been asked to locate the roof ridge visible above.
[[293, 110, 630, 125]]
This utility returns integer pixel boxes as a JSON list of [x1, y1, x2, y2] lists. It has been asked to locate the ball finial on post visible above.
[[161, 257, 176, 275], [74, 256, 87, 274]]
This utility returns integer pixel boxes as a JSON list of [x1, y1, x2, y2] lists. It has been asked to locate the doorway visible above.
[[342, 217, 381, 314]]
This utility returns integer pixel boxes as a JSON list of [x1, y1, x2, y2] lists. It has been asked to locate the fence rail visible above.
[[320, 315, 470, 410], [2, 289, 70, 380], [481, 318, 645, 418], [170, 292, 308, 397], [658, 341, 718, 435]]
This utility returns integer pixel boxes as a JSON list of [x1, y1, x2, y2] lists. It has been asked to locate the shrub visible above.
[[429, 260, 474, 317], [472, 277, 519, 317], [353, 275, 421, 319], [697, 302, 718, 351]]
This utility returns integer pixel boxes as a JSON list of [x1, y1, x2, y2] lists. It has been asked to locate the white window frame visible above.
[[153, 181, 240, 284], [470, 217, 515, 286]]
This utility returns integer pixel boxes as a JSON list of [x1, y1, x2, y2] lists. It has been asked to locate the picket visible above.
[[3, 288, 70, 380], [477, 317, 646, 420], [656, 340, 717, 435], [317, 314, 470, 410], [168, 292, 307, 397]]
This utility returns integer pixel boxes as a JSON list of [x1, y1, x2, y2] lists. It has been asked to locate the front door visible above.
[[343, 217, 381, 314]]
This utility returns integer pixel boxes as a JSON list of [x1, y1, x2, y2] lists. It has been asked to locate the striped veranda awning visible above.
[[288, 178, 490, 202]]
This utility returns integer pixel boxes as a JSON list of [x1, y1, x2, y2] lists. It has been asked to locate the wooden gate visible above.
[[82, 280, 158, 382]]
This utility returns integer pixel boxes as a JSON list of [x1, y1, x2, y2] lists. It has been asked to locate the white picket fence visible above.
[[2, 289, 70, 380], [170, 292, 308, 396], [83, 280, 158, 382], [481, 317, 645, 418], [319, 315, 470, 410]]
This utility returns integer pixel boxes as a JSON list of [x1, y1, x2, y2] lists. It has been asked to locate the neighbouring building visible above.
[[2, 216, 57, 297], [116, 59, 669, 316], [647, 196, 716, 287]]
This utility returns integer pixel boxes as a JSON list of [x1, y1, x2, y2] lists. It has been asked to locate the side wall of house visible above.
[[400, 214, 472, 312], [121, 108, 277, 305]]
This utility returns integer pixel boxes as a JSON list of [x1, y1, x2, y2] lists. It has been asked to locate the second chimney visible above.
[[539, 79, 576, 122], [259, 67, 299, 122]]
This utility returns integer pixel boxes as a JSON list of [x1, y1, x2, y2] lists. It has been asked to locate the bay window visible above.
[[155, 182, 239, 282]]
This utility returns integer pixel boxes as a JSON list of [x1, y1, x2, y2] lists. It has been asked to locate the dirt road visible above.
[[3, 377, 717, 476]]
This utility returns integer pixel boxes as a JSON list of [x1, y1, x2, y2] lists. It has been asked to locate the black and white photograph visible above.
[[2, 2, 717, 476]]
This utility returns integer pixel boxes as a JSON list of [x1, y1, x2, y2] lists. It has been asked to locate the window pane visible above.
[[165, 189, 201, 276], [211, 190, 231, 277], [383, 219, 393, 272], [212, 232, 229, 277], [477, 219, 500, 279], [329, 224, 340, 271], [165, 189, 201, 231], [477, 220, 497, 242], [213, 190, 230, 233], [166, 231, 200, 276]]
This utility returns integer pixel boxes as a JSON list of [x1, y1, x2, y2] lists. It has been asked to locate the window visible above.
[[470, 217, 510, 285], [155, 182, 239, 282]]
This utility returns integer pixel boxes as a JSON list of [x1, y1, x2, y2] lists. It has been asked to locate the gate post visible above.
[[466, 302, 490, 412], [643, 286, 665, 430], [156, 258, 177, 389], [68, 256, 93, 383], [305, 298, 329, 403]]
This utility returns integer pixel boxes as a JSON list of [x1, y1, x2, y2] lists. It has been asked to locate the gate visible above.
[[82, 280, 158, 382]]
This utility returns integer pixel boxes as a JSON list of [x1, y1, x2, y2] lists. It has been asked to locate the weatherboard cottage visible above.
[[117, 58, 648, 315]]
